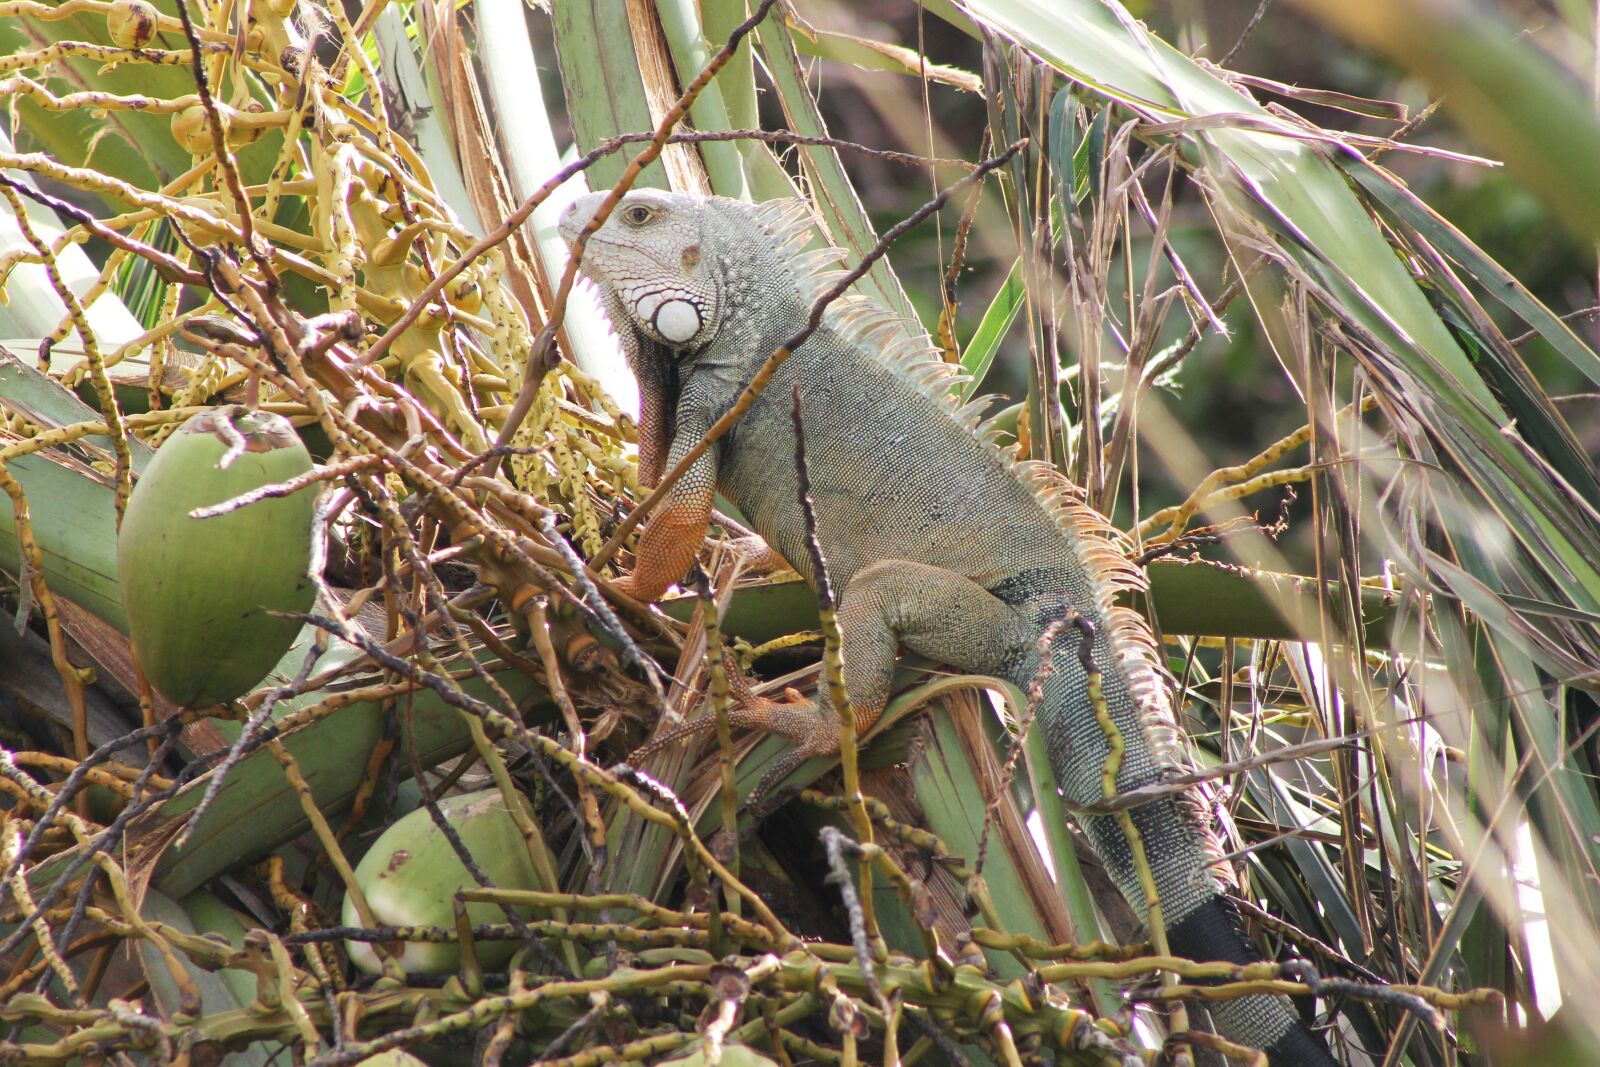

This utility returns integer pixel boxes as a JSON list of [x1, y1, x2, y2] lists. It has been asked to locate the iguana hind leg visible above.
[[635, 560, 1034, 810], [749, 559, 1035, 807]]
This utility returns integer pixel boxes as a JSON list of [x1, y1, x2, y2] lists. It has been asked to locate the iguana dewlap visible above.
[[559, 189, 1338, 1067]]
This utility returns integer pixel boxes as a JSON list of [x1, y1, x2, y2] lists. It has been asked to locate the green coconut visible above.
[[118, 406, 316, 707], [344, 788, 542, 975], [353, 1053, 429, 1066], [666, 1046, 782, 1067]]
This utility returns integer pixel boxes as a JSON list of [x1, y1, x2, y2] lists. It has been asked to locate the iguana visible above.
[[559, 189, 1339, 1067]]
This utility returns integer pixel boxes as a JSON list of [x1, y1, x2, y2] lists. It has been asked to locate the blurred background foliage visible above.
[[800, 0, 1599, 498]]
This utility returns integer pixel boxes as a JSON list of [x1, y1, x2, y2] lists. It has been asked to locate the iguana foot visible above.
[[732, 700, 840, 814], [724, 534, 793, 577], [627, 679, 847, 818], [630, 689, 836, 763]]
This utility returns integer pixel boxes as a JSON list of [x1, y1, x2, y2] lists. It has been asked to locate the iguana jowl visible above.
[[560, 190, 1338, 1067]]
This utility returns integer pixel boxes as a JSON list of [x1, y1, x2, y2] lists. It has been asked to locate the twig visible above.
[[1078, 607, 1193, 1051], [172, 641, 326, 851], [1140, 255, 1264, 391], [818, 827, 883, 1004], [537, 512, 667, 708], [1167, 1030, 1267, 1066], [1138, 395, 1374, 542], [172, 0, 275, 285], [290, 613, 797, 946], [1508, 305, 1600, 347], [791, 384, 879, 950], [0, 716, 189, 886], [0, 174, 206, 284], [684, 568, 742, 903], [1219, 0, 1273, 68]]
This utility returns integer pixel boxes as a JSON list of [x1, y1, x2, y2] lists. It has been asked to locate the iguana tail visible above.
[[1004, 468, 1338, 1065], [1170, 891, 1339, 1066], [1078, 790, 1339, 1067], [1026, 594, 1337, 1066]]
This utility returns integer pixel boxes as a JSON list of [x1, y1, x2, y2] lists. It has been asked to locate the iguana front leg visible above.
[[613, 411, 717, 602]]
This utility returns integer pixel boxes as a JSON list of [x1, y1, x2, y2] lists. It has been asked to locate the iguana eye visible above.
[[621, 204, 657, 226]]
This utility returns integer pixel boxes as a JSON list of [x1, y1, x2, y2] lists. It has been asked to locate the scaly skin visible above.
[[560, 190, 1339, 1067]]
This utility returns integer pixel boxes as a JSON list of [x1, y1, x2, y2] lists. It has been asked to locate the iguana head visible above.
[[558, 190, 724, 351]]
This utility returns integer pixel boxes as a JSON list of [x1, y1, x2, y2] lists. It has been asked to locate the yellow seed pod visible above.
[[414, 302, 446, 331], [358, 160, 399, 200], [179, 193, 227, 213], [262, 0, 297, 17], [234, 101, 268, 145], [107, 0, 158, 49], [445, 274, 482, 315], [171, 104, 223, 156], [178, 194, 236, 226]]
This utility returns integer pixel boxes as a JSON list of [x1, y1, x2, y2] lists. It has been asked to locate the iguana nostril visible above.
[[556, 200, 584, 244], [557, 192, 606, 245]]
